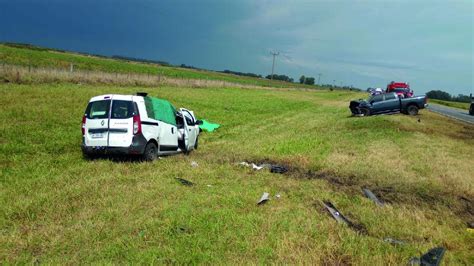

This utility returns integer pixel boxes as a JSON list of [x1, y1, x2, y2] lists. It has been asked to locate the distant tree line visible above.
[[426, 90, 471, 103], [265, 74, 294, 82], [220, 69, 263, 78], [112, 55, 170, 66], [299, 75, 315, 85]]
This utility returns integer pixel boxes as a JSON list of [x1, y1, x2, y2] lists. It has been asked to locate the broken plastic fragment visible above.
[[257, 192, 270, 205], [191, 161, 198, 167], [176, 177, 194, 186], [362, 188, 384, 206], [252, 163, 264, 171], [238, 161, 250, 167]]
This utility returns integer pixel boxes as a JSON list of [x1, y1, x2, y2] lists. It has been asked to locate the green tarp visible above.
[[144, 96, 177, 126], [199, 119, 220, 132]]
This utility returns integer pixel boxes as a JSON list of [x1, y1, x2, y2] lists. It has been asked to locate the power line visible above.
[[270, 51, 280, 80]]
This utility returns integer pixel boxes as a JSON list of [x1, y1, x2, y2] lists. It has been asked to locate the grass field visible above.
[[1, 83, 473, 264], [430, 99, 471, 110], [0, 44, 320, 89]]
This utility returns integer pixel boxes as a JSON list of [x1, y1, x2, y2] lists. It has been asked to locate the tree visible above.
[[304, 77, 315, 85], [426, 90, 452, 101], [299, 75, 305, 84], [265, 74, 293, 82]]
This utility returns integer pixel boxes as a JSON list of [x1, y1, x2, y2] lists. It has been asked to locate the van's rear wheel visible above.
[[407, 105, 419, 116], [142, 142, 157, 161], [194, 136, 199, 149]]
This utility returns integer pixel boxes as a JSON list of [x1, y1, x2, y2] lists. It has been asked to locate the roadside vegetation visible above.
[[0, 43, 323, 89], [430, 99, 471, 110], [1, 83, 473, 264]]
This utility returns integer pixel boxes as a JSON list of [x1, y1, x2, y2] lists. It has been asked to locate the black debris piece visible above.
[[362, 188, 384, 206], [468, 221, 474, 229], [409, 247, 446, 266], [175, 177, 194, 186], [270, 165, 288, 174]]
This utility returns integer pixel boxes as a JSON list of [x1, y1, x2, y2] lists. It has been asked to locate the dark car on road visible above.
[[350, 92, 427, 116]]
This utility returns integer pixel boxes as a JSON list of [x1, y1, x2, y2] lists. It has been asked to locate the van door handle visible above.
[[171, 128, 174, 134]]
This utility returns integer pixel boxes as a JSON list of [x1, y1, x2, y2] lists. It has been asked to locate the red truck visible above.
[[386, 81, 413, 98]]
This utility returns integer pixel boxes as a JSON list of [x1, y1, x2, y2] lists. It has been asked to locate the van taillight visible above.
[[82, 115, 86, 135], [133, 115, 141, 135]]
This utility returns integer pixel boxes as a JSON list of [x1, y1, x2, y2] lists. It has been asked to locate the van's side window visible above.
[[86, 100, 110, 119]]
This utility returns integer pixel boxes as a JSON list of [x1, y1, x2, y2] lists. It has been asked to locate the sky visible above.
[[0, 0, 472, 95]]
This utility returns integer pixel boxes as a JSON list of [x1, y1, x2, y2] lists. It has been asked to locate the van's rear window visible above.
[[111, 100, 136, 119], [85, 100, 110, 119]]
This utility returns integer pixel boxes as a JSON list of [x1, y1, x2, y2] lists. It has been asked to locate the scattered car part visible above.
[[362, 188, 384, 206], [409, 247, 446, 266], [257, 192, 270, 205], [175, 177, 194, 186], [467, 221, 474, 229], [238, 161, 250, 167], [322, 200, 367, 234], [191, 161, 199, 167], [383, 237, 405, 245], [252, 163, 264, 171], [322, 200, 351, 225]]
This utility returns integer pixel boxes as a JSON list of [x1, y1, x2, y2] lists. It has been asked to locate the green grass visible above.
[[430, 99, 471, 110], [0, 44, 320, 89], [1, 84, 473, 264]]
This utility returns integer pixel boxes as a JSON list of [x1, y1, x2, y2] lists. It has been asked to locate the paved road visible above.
[[427, 104, 474, 124]]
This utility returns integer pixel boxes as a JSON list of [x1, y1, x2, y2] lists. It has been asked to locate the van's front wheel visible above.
[[142, 142, 157, 161]]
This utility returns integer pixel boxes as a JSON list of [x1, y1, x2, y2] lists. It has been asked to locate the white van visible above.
[[81, 93, 201, 161]]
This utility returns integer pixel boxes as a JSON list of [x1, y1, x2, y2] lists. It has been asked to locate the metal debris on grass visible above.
[[409, 247, 446, 266], [322, 200, 351, 225], [362, 188, 384, 206], [322, 200, 367, 234], [191, 161, 199, 167], [257, 192, 270, 205], [176, 177, 194, 186]]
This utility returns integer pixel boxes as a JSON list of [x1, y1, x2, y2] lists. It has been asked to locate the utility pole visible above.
[[270, 51, 280, 80], [317, 73, 322, 85], [333, 80, 336, 87]]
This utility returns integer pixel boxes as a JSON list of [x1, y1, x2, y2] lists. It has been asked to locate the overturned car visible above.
[[350, 92, 427, 116]]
